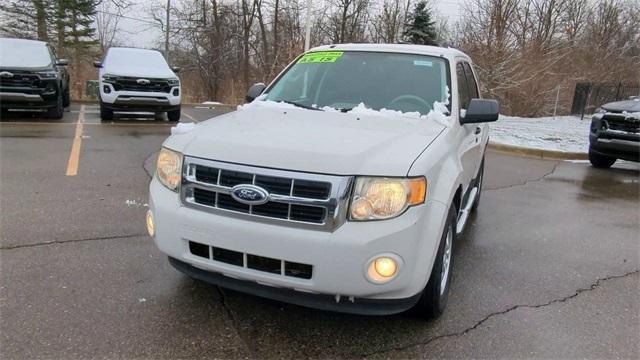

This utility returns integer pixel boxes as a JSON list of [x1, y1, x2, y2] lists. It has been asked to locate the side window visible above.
[[463, 63, 479, 99], [456, 63, 470, 110]]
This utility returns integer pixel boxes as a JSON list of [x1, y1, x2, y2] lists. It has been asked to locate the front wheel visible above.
[[62, 86, 70, 107], [589, 148, 616, 168], [100, 105, 114, 121], [167, 107, 181, 122], [412, 205, 456, 319], [47, 93, 64, 119]]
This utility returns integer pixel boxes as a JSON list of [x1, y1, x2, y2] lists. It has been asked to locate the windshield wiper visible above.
[[337, 107, 353, 113], [282, 100, 323, 111]]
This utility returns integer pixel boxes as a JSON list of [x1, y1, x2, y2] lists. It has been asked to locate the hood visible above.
[[602, 99, 640, 113], [166, 104, 446, 176], [102, 65, 175, 79]]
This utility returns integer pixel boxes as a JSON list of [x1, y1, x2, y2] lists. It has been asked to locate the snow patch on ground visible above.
[[171, 122, 197, 135], [490, 115, 590, 153], [202, 101, 223, 105], [125, 199, 148, 207]]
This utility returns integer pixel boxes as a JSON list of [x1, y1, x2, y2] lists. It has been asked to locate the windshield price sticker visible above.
[[297, 52, 344, 64]]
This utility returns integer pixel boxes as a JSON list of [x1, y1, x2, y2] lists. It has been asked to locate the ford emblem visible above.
[[230, 184, 269, 205]]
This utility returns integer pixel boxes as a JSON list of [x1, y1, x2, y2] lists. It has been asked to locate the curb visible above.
[[488, 142, 588, 160]]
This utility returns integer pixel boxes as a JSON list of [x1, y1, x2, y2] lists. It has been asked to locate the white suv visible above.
[[147, 44, 498, 318], [94, 47, 181, 121]]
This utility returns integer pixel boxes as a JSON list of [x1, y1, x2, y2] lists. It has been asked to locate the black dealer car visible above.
[[0, 38, 70, 119], [589, 98, 640, 168]]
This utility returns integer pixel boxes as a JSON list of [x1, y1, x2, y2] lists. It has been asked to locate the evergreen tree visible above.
[[62, 0, 98, 53], [0, 0, 52, 41], [402, 1, 438, 46]]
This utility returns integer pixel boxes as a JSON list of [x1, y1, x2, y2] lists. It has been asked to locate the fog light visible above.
[[146, 210, 155, 237], [103, 85, 111, 94], [366, 256, 398, 284]]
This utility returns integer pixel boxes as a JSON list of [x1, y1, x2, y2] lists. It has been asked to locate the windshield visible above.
[[265, 51, 450, 116], [0, 40, 52, 68], [104, 48, 169, 70]]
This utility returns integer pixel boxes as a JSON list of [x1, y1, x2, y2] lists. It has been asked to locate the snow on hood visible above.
[[165, 103, 447, 176], [601, 98, 640, 113], [0, 38, 52, 68], [102, 48, 175, 79]]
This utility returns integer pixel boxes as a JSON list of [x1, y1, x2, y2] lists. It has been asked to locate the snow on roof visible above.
[[108, 47, 163, 55], [0, 38, 47, 46], [308, 43, 469, 59]]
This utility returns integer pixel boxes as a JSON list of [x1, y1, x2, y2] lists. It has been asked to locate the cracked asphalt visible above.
[[1, 103, 639, 359]]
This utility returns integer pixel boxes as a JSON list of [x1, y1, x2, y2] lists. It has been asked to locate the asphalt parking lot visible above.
[[1, 103, 638, 359]]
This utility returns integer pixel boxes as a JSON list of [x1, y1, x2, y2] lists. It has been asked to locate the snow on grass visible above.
[[490, 115, 591, 153]]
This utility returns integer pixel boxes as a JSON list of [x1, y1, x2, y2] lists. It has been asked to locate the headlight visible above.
[[167, 78, 180, 86], [156, 148, 182, 191], [37, 71, 58, 79], [102, 74, 117, 83], [349, 177, 426, 221]]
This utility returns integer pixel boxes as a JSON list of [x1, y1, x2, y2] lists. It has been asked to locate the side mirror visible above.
[[460, 99, 499, 124], [171, 66, 181, 73], [93, 61, 103, 68], [56, 59, 69, 66], [245, 83, 266, 103]]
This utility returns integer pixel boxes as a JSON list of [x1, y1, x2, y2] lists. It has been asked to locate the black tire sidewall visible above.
[[589, 148, 616, 168], [47, 93, 63, 119], [167, 107, 181, 122], [414, 205, 457, 318]]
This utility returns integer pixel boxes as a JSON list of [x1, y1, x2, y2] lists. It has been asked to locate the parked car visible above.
[[93, 47, 181, 121], [147, 44, 498, 318], [0, 38, 69, 119], [589, 98, 640, 168]]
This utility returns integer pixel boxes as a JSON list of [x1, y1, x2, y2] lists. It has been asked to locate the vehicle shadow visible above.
[[166, 272, 454, 358], [0, 109, 65, 123]]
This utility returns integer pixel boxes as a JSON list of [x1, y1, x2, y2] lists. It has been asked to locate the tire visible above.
[[589, 148, 616, 168], [62, 86, 70, 107], [412, 205, 456, 319], [100, 105, 114, 121], [167, 107, 181, 122], [471, 158, 484, 212], [47, 93, 64, 119]]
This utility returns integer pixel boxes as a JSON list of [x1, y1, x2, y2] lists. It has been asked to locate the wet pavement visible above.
[[1, 103, 639, 359]]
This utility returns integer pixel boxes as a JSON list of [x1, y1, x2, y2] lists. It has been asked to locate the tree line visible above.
[[1, 0, 638, 116]]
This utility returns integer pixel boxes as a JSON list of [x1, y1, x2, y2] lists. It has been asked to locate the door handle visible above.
[[475, 127, 482, 135]]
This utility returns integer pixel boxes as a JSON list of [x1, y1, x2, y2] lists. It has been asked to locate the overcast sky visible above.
[[109, 0, 466, 49]]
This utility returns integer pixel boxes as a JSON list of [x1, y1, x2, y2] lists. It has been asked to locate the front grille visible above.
[[604, 114, 640, 133], [111, 76, 172, 93], [0, 70, 44, 89], [188, 241, 313, 279], [181, 157, 350, 230]]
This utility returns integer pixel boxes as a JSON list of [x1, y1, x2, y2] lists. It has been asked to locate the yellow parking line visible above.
[[65, 105, 85, 176], [182, 112, 198, 123]]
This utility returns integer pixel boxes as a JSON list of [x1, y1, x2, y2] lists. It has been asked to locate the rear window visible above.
[[0, 40, 52, 68]]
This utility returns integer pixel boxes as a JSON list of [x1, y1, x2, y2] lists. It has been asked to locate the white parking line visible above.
[[182, 112, 198, 123]]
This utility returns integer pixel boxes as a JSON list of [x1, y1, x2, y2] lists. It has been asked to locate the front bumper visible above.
[[589, 132, 640, 162], [99, 82, 181, 112], [0, 88, 59, 109], [149, 177, 448, 314]]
